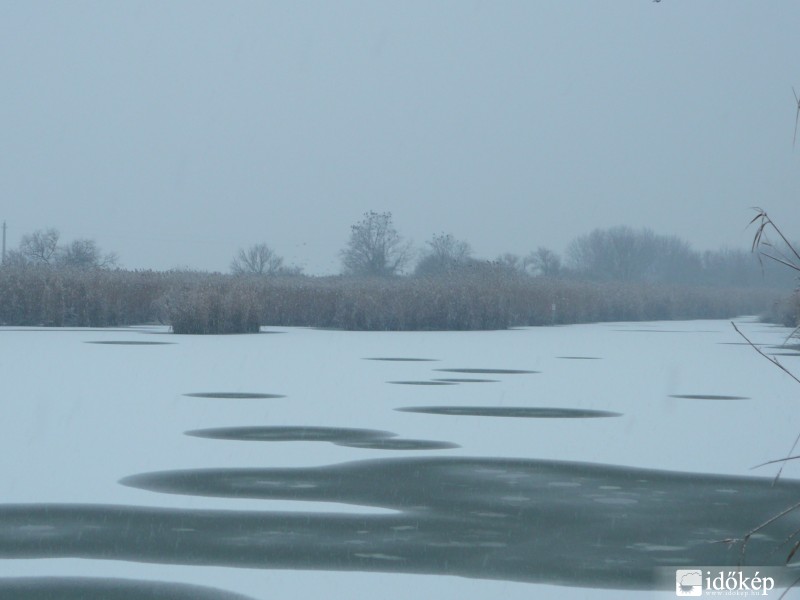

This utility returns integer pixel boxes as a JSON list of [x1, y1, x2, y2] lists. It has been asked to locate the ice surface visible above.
[[1, 318, 799, 598]]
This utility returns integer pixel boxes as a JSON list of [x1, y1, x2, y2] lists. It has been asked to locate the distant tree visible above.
[[341, 211, 410, 277], [2, 249, 30, 268], [646, 235, 701, 284], [567, 226, 665, 282], [701, 249, 755, 287], [57, 239, 118, 270], [525, 247, 562, 277], [414, 233, 473, 276], [494, 253, 526, 275], [230, 243, 285, 276], [566, 226, 718, 284], [19, 228, 60, 265], [14, 229, 118, 271], [276, 263, 304, 276], [699, 247, 795, 288]]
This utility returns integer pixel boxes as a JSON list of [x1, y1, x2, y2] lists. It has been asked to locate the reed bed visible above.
[[0, 266, 787, 332]]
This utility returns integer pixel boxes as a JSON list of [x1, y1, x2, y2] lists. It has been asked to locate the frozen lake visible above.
[[1, 318, 800, 598]]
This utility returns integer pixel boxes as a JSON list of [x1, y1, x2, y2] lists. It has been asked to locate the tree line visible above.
[[4, 228, 118, 270], [5, 214, 796, 289], [0, 214, 795, 332], [234, 211, 796, 289]]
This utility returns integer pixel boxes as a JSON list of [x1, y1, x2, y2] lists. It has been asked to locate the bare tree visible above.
[[525, 247, 562, 277], [647, 235, 702, 284], [567, 226, 658, 281], [57, 239, 118, 270], [19, 228, 60, 265], [1, 249, 30, 268], [494, 253, 525, 274], [230, 243, 284, 275], [415, 233, 473, 276], [341, 211, 410, 276]]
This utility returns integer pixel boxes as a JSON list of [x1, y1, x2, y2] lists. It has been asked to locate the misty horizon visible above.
[[2, 216, 795, 280], [3, 2, 800, 274]]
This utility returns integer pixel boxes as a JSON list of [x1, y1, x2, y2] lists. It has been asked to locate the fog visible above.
[[2, 1, 799, 274]]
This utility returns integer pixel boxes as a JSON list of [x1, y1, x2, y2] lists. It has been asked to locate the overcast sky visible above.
[[2, 1, 799, 274]]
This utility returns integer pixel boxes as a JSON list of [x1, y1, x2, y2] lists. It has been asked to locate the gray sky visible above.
[[2, 1, 799, 274]]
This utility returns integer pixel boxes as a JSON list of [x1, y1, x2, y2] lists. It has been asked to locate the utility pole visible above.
[[1, 221, 5, 265]]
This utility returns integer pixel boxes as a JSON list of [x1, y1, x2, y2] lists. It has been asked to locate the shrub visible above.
[[168, 280, 260, 335]]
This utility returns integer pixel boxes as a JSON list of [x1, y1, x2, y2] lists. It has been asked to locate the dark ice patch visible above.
[[186, 426, 396, 443], [186, 426, 459, 452], [387, 381, 457, 386], [183, 393, 286, 399], [0, 457, 785, 590], [335, 439, 460, 451], [433, 368, 538, 375], [769, 344, 800, 352], [85, 341, 175, 345], [0, 577, 254, 600], [613, 329, 716, 334], [431, 378, 499, 383], [364, 357, 439, 362], [396, 406, 621, 418], [669, 394, 750, 401]]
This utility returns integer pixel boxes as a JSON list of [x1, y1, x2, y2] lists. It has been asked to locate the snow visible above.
[[1, 318, 799, 599]]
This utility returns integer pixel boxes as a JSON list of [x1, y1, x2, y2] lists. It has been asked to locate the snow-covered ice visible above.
[[1, 318, 799, 598]]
